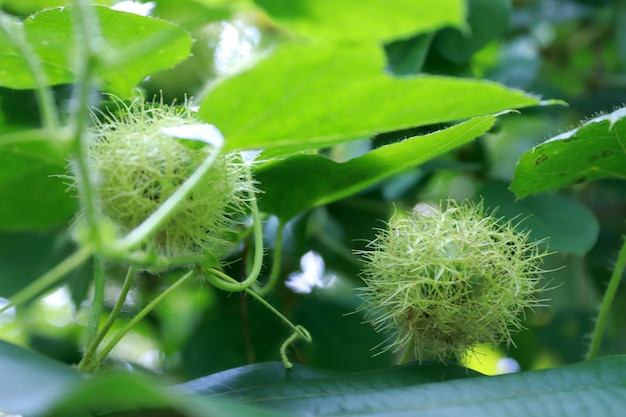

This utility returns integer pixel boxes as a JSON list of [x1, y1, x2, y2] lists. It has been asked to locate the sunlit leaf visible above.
[[253, 0, 464, 41], [0, 6, 192, 97], [511, 107, 626, 198], [200, 43, 547, 154]]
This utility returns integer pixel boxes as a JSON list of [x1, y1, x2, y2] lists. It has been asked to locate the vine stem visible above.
[[83, 256, 105, 358], [587, 237, 626, 360], [204, 165, 264, 292], [86, 269, 195, 372], [0, 246, 93, 314], [69, 0, 105, 245], [0, 13, 59, 129], [253, 220, 285, 296], [78, 265, 138, 371]]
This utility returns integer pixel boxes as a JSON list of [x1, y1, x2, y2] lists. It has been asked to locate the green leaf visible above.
[[177, 362, 341, 396], [0, 129, 77, 230], [385, 33, 433, 76], [1, 0, 105, 16], [0, 340, 285, 417], [200, 43, 545, 155], [253, 0, 464, 41], [433, 0, 512, 65], [0, 6, 192, 96], [53, 373, 284, 417], [179, 361, 479, 399], [254, 116, 496, 221], [0, 339, 83, 417], [511, 108, 626, 198], [480, 181, 600, 255], [192, 356, 626, 417]]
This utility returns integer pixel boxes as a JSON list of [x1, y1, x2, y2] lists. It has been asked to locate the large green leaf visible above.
[[191, 356, 626, 417], [0, 129, 76, 230], [178, 360, 478, 397], [511, 108, 626, 198], [0, 340, 284, 417], [253, 0, 464, 41], [200, 43, 546, 154], [0, 6, 192, 96], [254, 116, 496, 221], [1, 0, 112, 16]]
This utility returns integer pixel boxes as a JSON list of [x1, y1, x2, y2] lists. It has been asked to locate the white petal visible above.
[[161, 124, 224, 148], [300, 251, 324, 280], [285, 272, 314, 294]]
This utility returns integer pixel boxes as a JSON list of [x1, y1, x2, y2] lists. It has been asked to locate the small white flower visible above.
[[286, 251, 336, 294]]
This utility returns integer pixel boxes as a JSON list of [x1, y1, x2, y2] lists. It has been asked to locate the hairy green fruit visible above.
[[358, 200, 547, 362], [75, 98, 253, 259]]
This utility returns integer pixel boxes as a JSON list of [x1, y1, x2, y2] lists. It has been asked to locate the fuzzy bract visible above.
[[73, 98, 254, 259], [358, 200, 547, 362]]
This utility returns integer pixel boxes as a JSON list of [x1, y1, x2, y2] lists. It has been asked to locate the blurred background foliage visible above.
[[0, 0, 624, 380]]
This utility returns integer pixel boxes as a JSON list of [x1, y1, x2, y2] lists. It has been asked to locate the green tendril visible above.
[[204, 269, 312, 369], [280, 325, 312, 370]]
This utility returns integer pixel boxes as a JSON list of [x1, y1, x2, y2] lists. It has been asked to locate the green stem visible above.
[[244, 287, 307, 338], [69, 0, 104, 245], [0, 246, 93, 314], [83, 256, 105, 357], [587, 237, 626, 360], [254, 220, 285, 296], [78, 265, 137, 371], [204, 166, 264, 292], [0, 13, 59, 129], [107, 250, 205, 271], [87, 269, 195, 372], [114, 144, 223, 252]]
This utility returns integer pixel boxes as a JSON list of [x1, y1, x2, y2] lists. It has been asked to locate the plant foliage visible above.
[[0, 0, 625, 416]]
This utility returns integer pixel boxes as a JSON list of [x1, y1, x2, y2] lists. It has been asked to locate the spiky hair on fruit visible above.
[[72, 97, 254, 259], [358, 200, 548, 362]]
